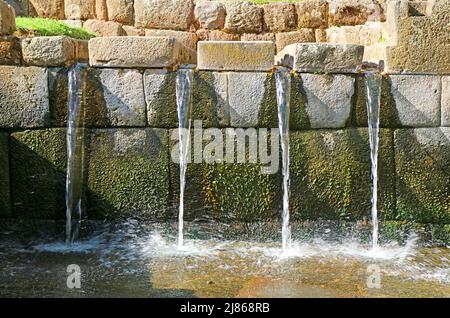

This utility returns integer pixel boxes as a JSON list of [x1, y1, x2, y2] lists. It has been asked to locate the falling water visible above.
[[365, 72, 382, 250], [66, 63, 87, 244], [275, 69, 292, 251], [176, 69, 193, 249]]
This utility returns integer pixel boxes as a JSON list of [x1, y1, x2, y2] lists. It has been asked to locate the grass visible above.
[[15, 17, 96, 40]]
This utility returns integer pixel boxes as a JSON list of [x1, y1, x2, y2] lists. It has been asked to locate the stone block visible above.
[[326, 26, 362, 45], [276, 43, 364, 73], [134, 0, 195, 30], [65, 0, 95, 20], [194, 1, 226, 30], [197, 41, 275, 71], [106, 0, 134, 25], [21, 36, 76, 67], [29, 0, 65, 19], [241, 32, 274, 42], [0, 132, 10, 217], [262, 3, 296, 32], [95, 0, 108, 20], [224, 2, 263, 34], [144, 29, 197, 64], [328, 0, 384, 26], [442, 76, 449, 127], [0, 36, 22, 65], [395, 128, 450, 224], [87, 128, 170, 219], [296, 0, 329, 29], [275, 29, 315, 52], [48, 67, 69, 127], [0, 1, 16, 35], [83, 19, 126, 37], [4, 0, 28, 17], [0, 66, 49, 128], [122, 25, 145, 36], [89, 36, 184, 68], [196, 29, 240, 41], [10, 129, 67, 218]]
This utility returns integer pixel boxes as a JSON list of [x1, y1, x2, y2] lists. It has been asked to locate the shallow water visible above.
[[0, 221, 448, 298]]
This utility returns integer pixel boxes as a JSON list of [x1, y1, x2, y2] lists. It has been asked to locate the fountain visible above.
[[176, 68, 194, 248], [365, 72, 382, 250], [275, 68, 292, 251], [65, 63, 87, 244]]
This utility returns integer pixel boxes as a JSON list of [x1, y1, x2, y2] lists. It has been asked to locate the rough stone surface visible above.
[[106, 0, 134, 24], [296, 0, 329, 28], [10, 129, 67, 218], [5, 0, 28, 16], [262, 3, 296, 32], [315, 28, 327, 42], [74, 39, 89, 61], [83, 19, 126, 37], [442, 77, 450, 127], [95, 0, 108, 20], [134, 0, 195, 30], [359, 21, 382, 46], [326, 26, 362, 45], [228, 72, 277, 128], [21, 36, 75, 66], [144, 69, 177, 128], [29, 0, 65, 19], [48, 67, 69, 127], [123, 25, 145, 36], [144, 29, 197, 64], [196, 29, 240, 41], [0, 36, 22, 65], [290, 128, 396, 221], [328, 0, 384, 26], [65, 0, 95, 20], [300, 74, 354, 128], [224, 2, 263, 34], [387, 75, 441, 127], [192, 71, 229, 127], [63, 19, 83, 28], [198, 41, 275, 71], [0, 133, 10, 217], [241, 32, 274, 42], [276, 43, 364, 73], [0, 66, 49, 128], [194, 1, 226, 30], [0, 1, 16, 35], [275, 29, 315, 52], [87, 128, 170, 219], [84, 68, 146, 127], [395, 128, 450, 224], [89, 36, 183, 68]]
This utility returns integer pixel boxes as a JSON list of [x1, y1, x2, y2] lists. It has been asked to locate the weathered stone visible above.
[[241, 32, 274, 42], [395, 128, 450, 224], [65, 0, 95, 20], [315, 28, 327, 42], [262, 3, 296, 32], [276, 43, 364, 73], [134, 0, 195, 30], [0, 36, 21, 65], [194, 1, 226, 30], [0, 1, 16, 35], [359, 21, 382, 46], [144, 29, 197, 64], [0, 132, 10, 217], [5, 0, 28, 16], [0, 66, 49, 128], [198, 41, 275, 71], [296, 0, 329, 28], [63, 19, 83, 28], [326, 26, 362, 45], [384, 0, 450, 73], [87, 128, 170, 219], [84, 68, 146, 127], [224, 2, 263, 34], [74, 39, 89, 61], [228, 72, 277, 128], [192, 71, 229, 127], [275, 29, 315, 52], [442, 77, 450, 127], [328, 0, 384, 26], [107, 0, 134, 25], [144, 69, 177, 128], [48, 67, 68, 127], [300, 74, 354, 128], [123, 25, 145, 36], [10, 129, 67, 218], [196, 29, 240, 41], [21, 36, 75, 67], [29, 0, 65, 19], [95, 0, 108, 20], [83, 19, 125, 37], [363, 43, 387, 65], [387, 75, 441, 127], [89, 36, 183, 68], [290, 128, 396, 221]]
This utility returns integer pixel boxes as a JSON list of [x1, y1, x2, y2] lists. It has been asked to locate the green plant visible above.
[[15, 17, 96, 40]]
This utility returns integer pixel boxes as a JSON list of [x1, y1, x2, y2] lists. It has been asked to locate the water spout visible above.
[[365, 72, 382, 250], [176, 68, 193, 249], [66, 63, 87, 244], [275, 69, 292, 251]]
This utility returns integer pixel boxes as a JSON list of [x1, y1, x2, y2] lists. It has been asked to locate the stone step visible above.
[[276, 43, 364, 73], [197, 41, 275, 71], [89, 36, 186, 68]]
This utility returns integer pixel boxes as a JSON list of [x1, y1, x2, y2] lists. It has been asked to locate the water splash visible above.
[[365, 72, 382, 249], [176, 68, 193, 249], [275, 69, 292, 251], [66, 63, 87, 244]]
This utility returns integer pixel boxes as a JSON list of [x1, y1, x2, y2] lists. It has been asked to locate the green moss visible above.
[[15, 17, 96, 40], [0, 132, 11, 217], [289, 72, 311, 130], [87, 129, 170, 219], [10, 129, 67, 218]]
